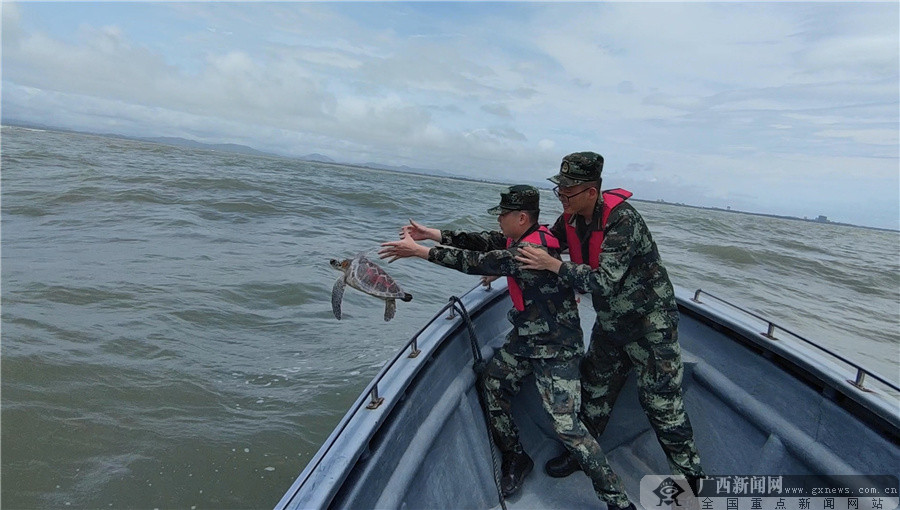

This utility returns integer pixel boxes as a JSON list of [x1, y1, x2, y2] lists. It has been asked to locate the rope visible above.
[[449, 296, 507, 510]]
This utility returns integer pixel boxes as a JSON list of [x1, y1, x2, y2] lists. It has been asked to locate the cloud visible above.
[[642, 93, 705, 112], [1, 2, 897, 228], [620, 163, 656, 174], [481, 103, 513, 118], [1, 2, 23, 44], [816, 129, 899, 147], [617, 81, 636, 95]]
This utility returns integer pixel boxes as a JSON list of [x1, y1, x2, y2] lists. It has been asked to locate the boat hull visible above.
[[277, 281, 899, 509]]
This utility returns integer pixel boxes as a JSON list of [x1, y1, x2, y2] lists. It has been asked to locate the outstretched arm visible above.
[[440, 229, 507, 251], [428, 243, 538, 277], [400, 219, 442, 243], [380, 236, 522, 278], [379, 235, 431, 263], [397, 218, 505, 252]]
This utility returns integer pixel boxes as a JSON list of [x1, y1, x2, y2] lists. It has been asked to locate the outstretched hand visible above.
[[379, 235, 431, 263], [400, 219, 441, 242], [515, 246, 563, 274]]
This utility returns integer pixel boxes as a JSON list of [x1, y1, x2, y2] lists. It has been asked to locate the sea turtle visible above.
[[330, 253, 412, 322]]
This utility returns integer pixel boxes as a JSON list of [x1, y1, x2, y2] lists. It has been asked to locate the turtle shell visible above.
[[347, 254, 408, 299]]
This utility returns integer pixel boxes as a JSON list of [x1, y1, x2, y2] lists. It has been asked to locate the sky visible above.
[[2, 1, 898, 229]]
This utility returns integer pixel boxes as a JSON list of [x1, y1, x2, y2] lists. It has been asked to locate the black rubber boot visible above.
[[544, 450, 582, 478], [687, 475, 702, 496], [500, 451, 534, 497]]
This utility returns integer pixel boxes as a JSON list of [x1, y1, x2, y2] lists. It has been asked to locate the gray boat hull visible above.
[[277, 281, 899, 509]]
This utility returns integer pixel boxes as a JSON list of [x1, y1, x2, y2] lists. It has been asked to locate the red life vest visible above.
[[506, 225, 560, 312], [563, 189, 632, 269]]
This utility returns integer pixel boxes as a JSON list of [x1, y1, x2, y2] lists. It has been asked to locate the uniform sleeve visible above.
[[556, 206, 642, 297], [439, 230, 507, 251], [428, 242, 545, 277]]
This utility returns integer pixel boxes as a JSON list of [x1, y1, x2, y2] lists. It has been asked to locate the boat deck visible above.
[[490, 343, 700, 509], [487, 294, 899, 509]]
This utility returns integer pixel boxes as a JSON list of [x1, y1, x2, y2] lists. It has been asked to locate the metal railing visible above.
[[690, 289, 899, 394], [280, 292, 486, 507], [354, 284, 496, 417], [360, 285, 495, 409], [364, 298, 458, 409]]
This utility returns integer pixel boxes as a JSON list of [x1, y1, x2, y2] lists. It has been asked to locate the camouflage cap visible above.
[[548, 152, 604, 187], [487, 185, 540, 215]]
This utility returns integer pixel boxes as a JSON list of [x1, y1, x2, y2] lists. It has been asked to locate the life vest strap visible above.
[[508, 225, 559, 311], [563, 188, 632, 269]]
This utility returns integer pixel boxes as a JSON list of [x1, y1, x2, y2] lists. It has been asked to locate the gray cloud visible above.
[[617, 81, 636, 94], [2, 2, 896, 228], [481, 103, 513, 118]]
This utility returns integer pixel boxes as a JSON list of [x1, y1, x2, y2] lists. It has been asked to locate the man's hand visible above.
[[379, 235, 431, 263], [515, 246, 563, 274], [400, 219, 441, 242]]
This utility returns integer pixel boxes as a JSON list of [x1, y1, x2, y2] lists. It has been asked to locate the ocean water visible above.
[[2, 126, 898, 509]]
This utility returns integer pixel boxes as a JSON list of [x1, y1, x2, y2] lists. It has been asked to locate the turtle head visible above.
[[330, 258, 350, 271]]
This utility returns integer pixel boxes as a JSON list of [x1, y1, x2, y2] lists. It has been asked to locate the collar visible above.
[[510, 222, 541, 246]]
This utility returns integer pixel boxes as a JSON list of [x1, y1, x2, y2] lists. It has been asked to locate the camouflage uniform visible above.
[[428, 186, 633, 507], [548, 156, 704, 480]]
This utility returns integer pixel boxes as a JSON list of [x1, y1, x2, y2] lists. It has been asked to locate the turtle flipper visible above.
[[331, 278, 346, 320], [384, 299, 396, 322]]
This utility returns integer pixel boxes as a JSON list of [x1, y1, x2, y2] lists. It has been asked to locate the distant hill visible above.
[[302, 153, 335, 163], [362, 161, 460, 179], [139, 136, 272, 157], [1, 120, 277, 157], [138, 137, 336, 164]]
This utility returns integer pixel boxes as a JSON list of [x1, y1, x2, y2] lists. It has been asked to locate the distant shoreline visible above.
[[629, 199, 898, 233], [3, 121, 897, 233]]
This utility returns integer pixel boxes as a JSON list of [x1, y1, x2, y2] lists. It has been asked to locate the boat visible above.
[[276, 279, 900, 509]]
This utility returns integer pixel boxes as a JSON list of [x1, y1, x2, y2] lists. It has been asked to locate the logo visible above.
[[561, 161, 570, 173], [653, 476, 685, 506]]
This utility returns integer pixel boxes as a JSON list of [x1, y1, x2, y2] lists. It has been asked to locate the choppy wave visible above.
[[689, 243, 761, 266]]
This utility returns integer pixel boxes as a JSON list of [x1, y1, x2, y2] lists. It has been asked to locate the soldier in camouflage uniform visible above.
[[517, 152, 705, 500], [379, 185, 635, 508]]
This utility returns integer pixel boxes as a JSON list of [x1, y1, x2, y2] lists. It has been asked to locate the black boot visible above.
[[544, 450, 581, 478], [500, 451, 534, 497], [687, 475, 702, 496]]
